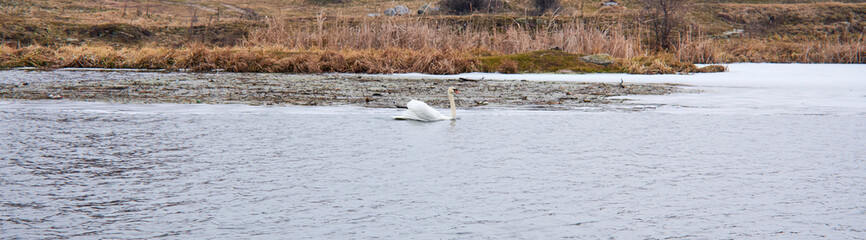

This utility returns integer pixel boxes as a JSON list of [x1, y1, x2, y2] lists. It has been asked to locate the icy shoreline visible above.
[[0, 69, 682, 110], [1, 63, 863, 114], [390, 63, 864, 115], [387, 63, 865, 88]]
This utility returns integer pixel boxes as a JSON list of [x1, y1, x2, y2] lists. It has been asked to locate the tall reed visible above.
[[670, 29, 865, 64], [246, 16, 643, 58]]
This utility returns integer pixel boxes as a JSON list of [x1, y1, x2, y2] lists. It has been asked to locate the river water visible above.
[[1, 64, 865, 239]]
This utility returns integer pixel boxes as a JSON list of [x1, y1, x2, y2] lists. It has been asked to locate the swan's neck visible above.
[[448, 91, 457, 120]]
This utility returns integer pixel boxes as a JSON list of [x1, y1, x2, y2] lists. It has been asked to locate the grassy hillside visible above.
[[1, 0, 864, 73]]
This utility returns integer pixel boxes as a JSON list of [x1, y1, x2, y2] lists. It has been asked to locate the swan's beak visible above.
[[453, 89, 460, 94]]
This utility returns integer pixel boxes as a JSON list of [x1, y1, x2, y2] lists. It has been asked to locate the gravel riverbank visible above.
[[0, 70, 687, 110]]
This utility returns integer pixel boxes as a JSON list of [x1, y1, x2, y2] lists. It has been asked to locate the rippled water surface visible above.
[[2, 102, 864, 239], [2, 64, 866, 239]]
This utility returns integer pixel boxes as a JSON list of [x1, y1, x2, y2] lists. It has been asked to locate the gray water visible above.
[[2, 101, 865, 239]]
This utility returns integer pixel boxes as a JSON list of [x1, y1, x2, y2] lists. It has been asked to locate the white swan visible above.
[[394, 87, 460, 121]]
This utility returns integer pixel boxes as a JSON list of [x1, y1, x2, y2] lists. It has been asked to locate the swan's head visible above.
[[448, 87, 461, 94]]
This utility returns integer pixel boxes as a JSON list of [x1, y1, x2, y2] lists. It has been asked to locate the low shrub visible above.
[[438, 0, 503, 15], [533, 0, 560, 15]]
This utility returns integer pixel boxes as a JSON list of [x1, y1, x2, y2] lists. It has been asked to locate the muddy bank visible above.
[[0, 70, 687, 109]]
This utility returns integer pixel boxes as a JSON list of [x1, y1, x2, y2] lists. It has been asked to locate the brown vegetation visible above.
[[641, 0, 690, 49], [247, 17, 641, 58], [439, 0, 505, 14], [0, 44, 730, 74], [1, 0, 865, 74], [534, 0, 562, 15], [669, 24, 866, 63], [0, 44, 482, 74]]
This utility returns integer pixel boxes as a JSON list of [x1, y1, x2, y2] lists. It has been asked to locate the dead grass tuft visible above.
[[1, 45, 55, 68], [625, 54, 719, 74]]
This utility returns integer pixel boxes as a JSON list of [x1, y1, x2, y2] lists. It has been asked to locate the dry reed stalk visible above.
[[672, 31, 720, 63], [246, 17, 642, 58], [713, 37, 866, 63]]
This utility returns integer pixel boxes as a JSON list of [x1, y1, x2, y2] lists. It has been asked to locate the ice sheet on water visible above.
[[389, 63, 865, 89], [386, 63, 866, 115]]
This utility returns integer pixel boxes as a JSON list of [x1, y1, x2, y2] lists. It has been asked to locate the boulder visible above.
[[580, 53, 615, 66], [394, 5, 410, 15], [384, 8, 397, 16], [417, 4, 439, 14]]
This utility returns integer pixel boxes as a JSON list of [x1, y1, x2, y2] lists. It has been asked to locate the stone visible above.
[[580, 53, 615, 66], [417, 4, 438, 14], [394, 5, 410, 15], [384, 8, 397, 16], [720, 29, 744, 38]]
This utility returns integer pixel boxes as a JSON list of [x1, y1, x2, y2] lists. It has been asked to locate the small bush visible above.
[[533, 0, 560, 15], [641, 0, 690, 50], [438, 0, 503, 15]]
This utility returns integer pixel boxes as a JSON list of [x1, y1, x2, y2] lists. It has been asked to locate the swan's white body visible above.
[[394, 88, 458, 121], [394, 100, 452, 121]]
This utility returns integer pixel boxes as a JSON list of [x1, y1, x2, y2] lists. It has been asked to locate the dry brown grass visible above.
[[669, 23, 866, 63], [671, 29, 722, 63], [246, 16, 643, 58], [1, 45, 54, 67], [624, 54, 728, 74], [671, 33, 866, 63], [0, 0, 261, 27], [713, 3, 866, 26], [0, 44, 481, 74], [6, 0, 864, 73], [0, 0, 641, 26], [723, 39, 865, 63]]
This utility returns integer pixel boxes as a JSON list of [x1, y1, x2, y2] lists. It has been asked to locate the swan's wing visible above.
[[393, 110, 421, 121], [407, 100, 449, 121], [393, 100, 447, 121]]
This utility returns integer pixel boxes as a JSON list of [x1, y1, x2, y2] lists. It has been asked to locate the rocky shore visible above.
[[0, 70, 687, 110]]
